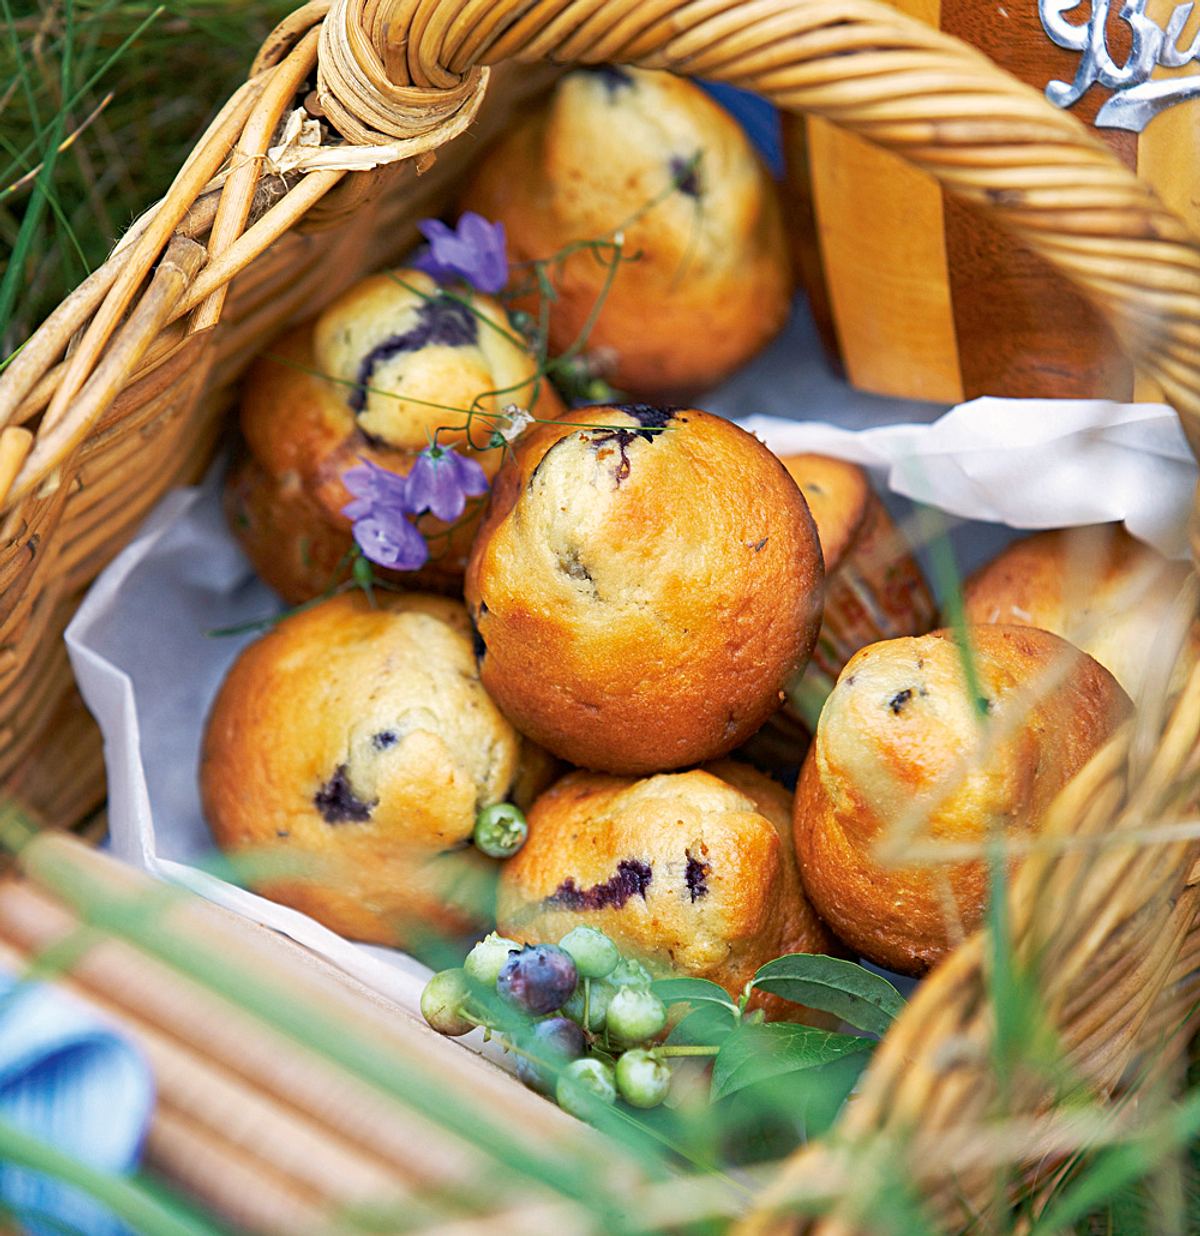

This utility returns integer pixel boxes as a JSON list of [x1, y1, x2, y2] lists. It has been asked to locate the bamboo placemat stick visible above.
[[0, 934, 419, 1220], [0, 879, 532, 1202], [16, 834, 611, 1156], [148, 1103, 333, 1235]]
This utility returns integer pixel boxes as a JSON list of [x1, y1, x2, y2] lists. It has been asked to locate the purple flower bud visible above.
[[405, 445, 489, 524], [411, 212, 509, 294]]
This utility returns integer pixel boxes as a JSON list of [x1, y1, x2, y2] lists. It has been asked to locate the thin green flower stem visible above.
[[262, 351, 482, 419], [385, 273, 528, 351], [205, 580, 348, 638], [20, 844, 657, 1217], [656, 1045, 720, 1058], [551, 238, 626, 365], [511, 150, 702, 274], [0, 1115, 229, 1236], [583, 977, 591, 1032]]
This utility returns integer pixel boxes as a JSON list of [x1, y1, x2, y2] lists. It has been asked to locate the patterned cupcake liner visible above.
[[787, 492, 936, 726]]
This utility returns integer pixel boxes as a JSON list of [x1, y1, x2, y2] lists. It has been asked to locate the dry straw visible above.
[[3, 0, 1200, 1230]]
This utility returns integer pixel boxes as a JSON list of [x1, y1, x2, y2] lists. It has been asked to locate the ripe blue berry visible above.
[[608, 957, 655, 989], [464, 932, 520, 986], [563, 978, 616, 1032], [606, 986, 667, 1046], [615, 1049, 671, 1108], [557, 1058, 618, 1119], [559, 926, 621, 978], [516, 1016, 586, 1094], [420, 969, 474, 1036], [497, 945, 578, 1015], [473, 803, 528, 858]]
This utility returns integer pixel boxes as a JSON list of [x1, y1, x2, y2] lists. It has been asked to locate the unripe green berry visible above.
[[420, 969, 474, 1036], [615, 1049, 671, 1109], [562, 978, 616, 1032], [606, 986, 667, 1046], [608, 958, 654, 990], [473, 803, 528, 858], [559, 926, 620, 978], [556, 1057, 617, 1120], [464, 932, 520, 987]]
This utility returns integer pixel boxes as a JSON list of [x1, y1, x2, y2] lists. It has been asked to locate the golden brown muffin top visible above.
[[962, 524, 1198, 702], [516, 67, 775, 278], [498, 760, 834, 1003], [796, 625, 1131, 973], [461, 67, 791, 398], [312, 269, 545, 454], [465, 404, 825, 772], [201, 591, 519, 854]]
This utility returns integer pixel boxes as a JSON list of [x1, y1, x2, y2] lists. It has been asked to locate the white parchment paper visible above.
[[63, 304, 1199, 1018]]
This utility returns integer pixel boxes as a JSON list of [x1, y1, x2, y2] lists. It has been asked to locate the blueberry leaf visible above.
[[651, 977, 737, 1011], [666, 1003, 737, 1047], [751, 955, 906, 1037], [710, 1022, 874, 1103]]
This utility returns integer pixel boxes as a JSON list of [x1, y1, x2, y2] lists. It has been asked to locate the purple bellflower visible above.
[[341, 458, 428, 571], [405, 444, 489, 523], [342, 446, 489, 570], [412, 212, 509, 294]]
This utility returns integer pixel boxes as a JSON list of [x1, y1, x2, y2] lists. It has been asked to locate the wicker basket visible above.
[[3, 0, 1200, 1231]]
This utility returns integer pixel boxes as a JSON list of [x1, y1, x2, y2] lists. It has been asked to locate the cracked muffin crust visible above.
[[794, 625, 1132, 975], [201, 592, 538, 945], [461, 67, 791, 398], [465, 404, 826, 773], [497, 760, 836, 1018]]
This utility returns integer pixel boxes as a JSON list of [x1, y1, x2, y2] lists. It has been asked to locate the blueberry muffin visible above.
[[497, 760, 837, 1018], [201, 592, 533, 946], [231, 269, 562, 601], [962, 524, 1198, 702], [462, 67, 791, 398], [794, 626, 1131, 974], [465, 404, 825, 773], [779, 454, 935, 723]]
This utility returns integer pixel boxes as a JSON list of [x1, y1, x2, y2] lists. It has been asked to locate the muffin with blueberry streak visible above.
[[462, 67, 791, 397], [497, 760, 837, 1019], [201, 591, 554, 946], [229, 268, 562, 602]]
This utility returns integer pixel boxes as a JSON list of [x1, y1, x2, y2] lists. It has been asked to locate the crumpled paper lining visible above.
[[63, 306, 1199, 1028]]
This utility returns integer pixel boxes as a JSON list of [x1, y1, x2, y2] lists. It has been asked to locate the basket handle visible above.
[[4, 0, 1200, 516], [320, 0, 1200, 445]]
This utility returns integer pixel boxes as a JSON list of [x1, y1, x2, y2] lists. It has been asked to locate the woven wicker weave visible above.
[[3, 1, 1200, 1230]]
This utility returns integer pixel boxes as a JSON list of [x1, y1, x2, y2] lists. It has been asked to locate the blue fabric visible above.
[[699, 80, 784, 177], [0, 971, 154, 1236]]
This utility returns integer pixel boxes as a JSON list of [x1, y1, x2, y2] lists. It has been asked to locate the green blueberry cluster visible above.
[[420, 925, 676, 1115]]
